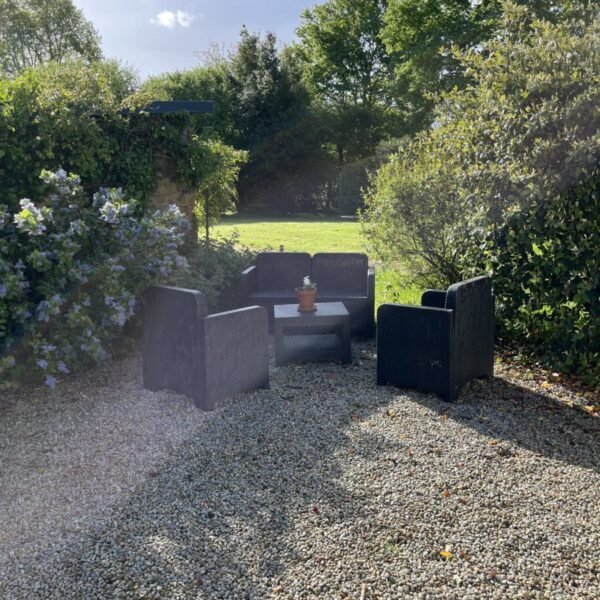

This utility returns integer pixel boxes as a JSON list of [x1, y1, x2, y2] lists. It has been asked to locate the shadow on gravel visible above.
[[8, 347, 599, 599], [408, 375, 600, 474], [8, 343, 397, 599]]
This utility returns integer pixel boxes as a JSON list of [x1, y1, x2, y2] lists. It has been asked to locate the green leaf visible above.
[[531, 243, 543, 256]]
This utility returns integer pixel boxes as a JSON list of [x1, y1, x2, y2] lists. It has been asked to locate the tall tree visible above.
[[228, 28, 328, 209], [0, 0, 101, 76], [382, 0, 589, 131], [296, 0, 400, 164]]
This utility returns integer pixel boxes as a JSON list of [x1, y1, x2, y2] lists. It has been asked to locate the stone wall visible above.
[[148, 157, 197, 223]]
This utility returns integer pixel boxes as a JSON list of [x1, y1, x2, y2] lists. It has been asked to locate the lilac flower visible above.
[[44, 375, 57, 389], [69, 220, 86, 235], [175, 255, 188, 268], [0, 205, 9, 228], [14, 199, 49, 236], [36, 359, 48, 370], [100, 202, 119, 224], [57, 362, 69, 374], [36, 300, 50, 322], [0, 283, 7, 298]]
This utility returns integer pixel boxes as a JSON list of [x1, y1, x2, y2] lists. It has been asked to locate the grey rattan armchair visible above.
[[241, 252, 375, 336], [143, 285, 269, 410], [377, 276, 494, 401]]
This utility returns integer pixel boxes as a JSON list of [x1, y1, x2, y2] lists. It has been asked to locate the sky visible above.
[[72, 1, 320, 80]]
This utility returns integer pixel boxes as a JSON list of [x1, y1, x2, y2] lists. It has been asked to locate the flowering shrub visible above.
[[0, 169, 189, 386]]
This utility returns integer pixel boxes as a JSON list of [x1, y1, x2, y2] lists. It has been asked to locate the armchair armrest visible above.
[[367, 266, 376, 297], [241, 265, 257, 300], [421, 289, 446, 308], [366, 265, 376, 337], [377, 303, 454, 397], [203, 306, 269, 409]]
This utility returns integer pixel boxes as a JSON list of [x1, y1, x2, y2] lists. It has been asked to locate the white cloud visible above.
[[151, 10, 198, 29]]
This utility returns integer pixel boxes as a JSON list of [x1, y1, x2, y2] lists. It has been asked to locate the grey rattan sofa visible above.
[[241, 252, 375, 336], [143, 285, 269, 410], [377, 276, 494, 401]]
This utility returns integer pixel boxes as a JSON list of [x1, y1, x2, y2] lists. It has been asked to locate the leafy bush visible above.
[[362, 4, 600, 381], [0, 60, 147, 208], [487, 171, 599, 379], [0, 170, 189, 386], [0, 59, 245, 222], [172, 234, 258, 312]]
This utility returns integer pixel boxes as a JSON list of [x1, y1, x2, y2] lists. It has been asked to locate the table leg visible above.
[[274, 321, 286, 365], [342, 318, 351, 364]]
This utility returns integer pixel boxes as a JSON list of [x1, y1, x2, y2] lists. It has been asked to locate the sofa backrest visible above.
[[311, 253, 368, 295], [445, 276, 494, 386], [256, 252, 312, 293]]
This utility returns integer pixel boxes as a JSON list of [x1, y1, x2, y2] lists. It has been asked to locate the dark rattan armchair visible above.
[[241, 252, 375, 336], [377, 276, 494, 401], [143, 285, 269, 410]]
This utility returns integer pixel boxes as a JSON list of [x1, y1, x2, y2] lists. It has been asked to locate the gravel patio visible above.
[[0, 341, 598, 599]]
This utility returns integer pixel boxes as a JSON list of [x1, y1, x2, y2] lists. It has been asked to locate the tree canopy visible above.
[[296, 0, 401, 162], [0, 0, 102, 76]]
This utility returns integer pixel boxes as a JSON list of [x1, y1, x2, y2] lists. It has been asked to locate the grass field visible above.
[[213, 214, 420, 305]]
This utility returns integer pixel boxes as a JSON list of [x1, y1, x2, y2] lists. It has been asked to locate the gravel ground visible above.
[[0, 342, 598, 599]]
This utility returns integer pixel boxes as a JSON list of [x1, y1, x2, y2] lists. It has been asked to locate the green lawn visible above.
[[214, 214, 362, 253], [213, 214, 420, 305]]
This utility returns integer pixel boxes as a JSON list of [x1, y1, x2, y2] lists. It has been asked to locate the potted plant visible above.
[[296, 276, 317, 312]]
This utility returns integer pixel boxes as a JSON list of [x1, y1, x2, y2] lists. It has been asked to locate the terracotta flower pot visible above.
[[295, 287, 317, 312]]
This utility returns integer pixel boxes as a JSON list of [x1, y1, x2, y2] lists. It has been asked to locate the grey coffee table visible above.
[[274, 302, 352, 366]]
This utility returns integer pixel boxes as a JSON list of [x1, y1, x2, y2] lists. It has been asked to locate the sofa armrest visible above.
[[241, 265, 257, 301], [377, 303, 455, 396], [421, 289, 446, 308], [203, 306, 269, 410]]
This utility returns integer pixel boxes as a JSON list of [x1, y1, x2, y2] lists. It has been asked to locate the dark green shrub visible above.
[[172, 234, 258, 312], [362, 4, 600, 381], [0, 59, 244, 220], [487, 171, 599, 381]]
